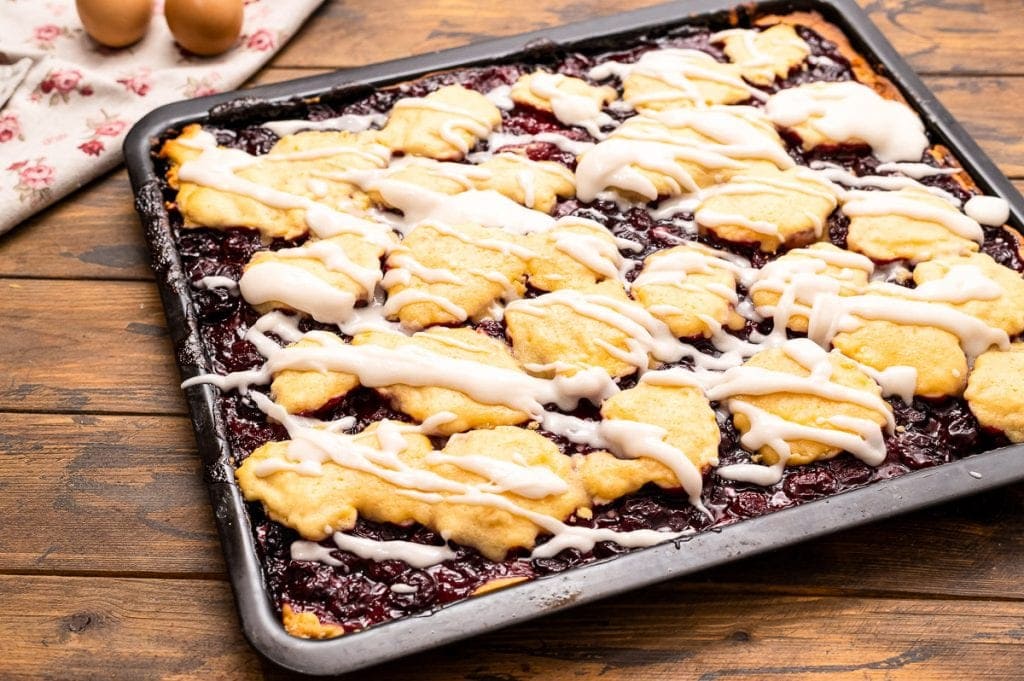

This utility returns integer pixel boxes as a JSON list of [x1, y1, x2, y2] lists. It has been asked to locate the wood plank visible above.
[[0, 413, 223, 575], [0, 279, 187, 415], [4, 575, 1023, 680], [1, 406, 1021, 600], [267, 0, 1024, 75], [367, 592, 1024, 681], [0, 576, 263, 681], [0, 168, 152, 281], [927, 76, 1024, 177], [858, 0, 1024, 75]]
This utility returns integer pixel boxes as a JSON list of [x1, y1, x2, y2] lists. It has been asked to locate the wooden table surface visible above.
[[3, 0, 1024, 678]]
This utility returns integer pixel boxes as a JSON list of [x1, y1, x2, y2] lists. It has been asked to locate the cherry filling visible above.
[[160, 20, 1020, 635]]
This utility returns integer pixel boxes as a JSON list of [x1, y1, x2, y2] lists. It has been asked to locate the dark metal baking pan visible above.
[[124, 0, 1024, 674]]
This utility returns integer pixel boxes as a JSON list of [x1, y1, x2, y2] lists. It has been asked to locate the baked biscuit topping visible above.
[[382, 222, 529, 329], [162, 13, 1022, 638], [377, 85, 502, 160], [575, 106, 793, 201], [473, 152, 576, 212], [713, 24, 811, 85], [524, 218, 625, 292], [695, 166, 839, 252], [632, 243, 744, 338], [352, 327, 530, 434], [580, 380, 720, 504], [504, 291, 663, 378], [591, 48, 761, 112], [511, 72, 617, 136], [844, 187, 983, 262], [713, 340, 892, 475]]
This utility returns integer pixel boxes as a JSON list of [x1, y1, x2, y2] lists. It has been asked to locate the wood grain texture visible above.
[[0, 279, 186, 415], [0, 414, 223, 575], [4, 575, 1024, 681], [350, 592, 1024, 681], [0, 576, 262, 681]]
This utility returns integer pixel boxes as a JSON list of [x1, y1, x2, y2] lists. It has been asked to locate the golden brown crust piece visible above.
[[965, 343, 1024, 442], [282, 604, 345, 640], [730, 345, 891, 466]]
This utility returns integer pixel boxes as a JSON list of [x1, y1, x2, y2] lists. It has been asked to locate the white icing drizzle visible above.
[[964, 195, 1011, 227], [852, 362, 917, 404], [383, 251, 464, 286], [356, 177, 557, 235], [425, 450, 569, 498], [552, 230, 625, 281], [414, 220, 535, 259], [330, 531, 457, 568], [651, 195, 701, 220], [239, 261, 358, 325], [275, 239, 383, 294], [874, 162, 960, 179], [525, 72, 614, 137], [765, 81, 929, 163], [263, 112, 387, 137], [383, 288, 469, 321], [266, 143, 391, 167], [290, 540, 343, 566], [809, 161, 961, 206], [841, 189, 983, 242], [390, 96, 497, 154], [589, 48, 768, 105], [575, 107, 793, 202]]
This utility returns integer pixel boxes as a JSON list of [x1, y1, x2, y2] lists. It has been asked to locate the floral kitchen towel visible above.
[[0, 0, 324, 235]]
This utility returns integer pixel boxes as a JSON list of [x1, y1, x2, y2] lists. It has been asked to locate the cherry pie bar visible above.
[[155, 10, 1024, 639]]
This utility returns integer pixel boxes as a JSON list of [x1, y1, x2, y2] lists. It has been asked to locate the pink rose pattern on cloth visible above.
[[0, 0, 324, 235]]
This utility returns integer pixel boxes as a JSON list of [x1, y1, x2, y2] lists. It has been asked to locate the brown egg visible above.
[[165, 0, 244, 57], [76, 0, 153, 48]]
